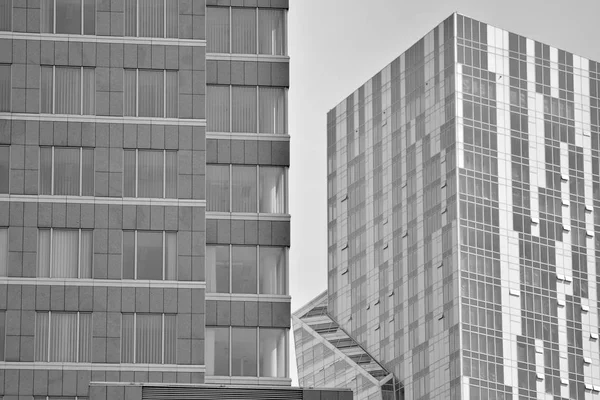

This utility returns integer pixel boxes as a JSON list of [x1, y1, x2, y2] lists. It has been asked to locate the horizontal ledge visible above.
[[206, 212, 290, 221], [0, 362, 206, 372], [0, 278, 206, 289], [206, 132, 290, 141], [206, 53, 289, 63], [0, 113, 206, 126], [206, 293, 291, 303], [0, 195, 206, 208], [0, 31, 206, 47]]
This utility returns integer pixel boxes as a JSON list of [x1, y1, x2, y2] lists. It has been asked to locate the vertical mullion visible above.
[[136, 0, 139, 37], [256, 166, 259, 212], [161, 314, 165, 364], [47, 311, 51, 361], [256, 327, 260, 375], [163, 70, 166, 117], [49, 229, 53, 277], [135, 149, 139, 197], [229, 165, 232, 212], [133, 313, 137, 363], [255, 8, 259, 55], [51, 147, 55, 194], [52, 66, 56, 114], [136, 69, 139, 116], [134, 231, 138, 279], [229, 7, 232, 53], [163, 150, 166, 198], [79, 148, 83, 196], [229, 85, 232, 133], [162, 231, 165, 280], [256, 245, 260, 294], [256, 86, 259, 133], [229, 326, 232, 375], [80, 67, 83, 115], [163, 0, 166, 38], [229, 245, 232, 293], [76, 312, 80, 362], [77, 229, 82, 278], [53, 0, 56, 33], [81, 1, 84, 34]]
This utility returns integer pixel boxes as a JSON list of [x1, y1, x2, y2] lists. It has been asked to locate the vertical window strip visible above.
[[40, 66, 54, 114], [0, 0, 12, 31], [36, 228, 92, 278], [0, 64, 10, 111], [0, 145, 9, 194], [207, 7, 230, 53], [40, 0, 54, 33], [231, 8, 256, 54], [34, 312, 49, 361], [124, 0, 137, 36], [121, 313, 135, 363], [165, 0, 178, 38], [258, 9, 286, 55], [123, 69, 137, 116], [0, 228, 7, 277], [0, 311, 5, 361]]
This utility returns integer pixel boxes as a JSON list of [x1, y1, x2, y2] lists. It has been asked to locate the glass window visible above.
[[207, 85, 230, 132], [258, 9, 285, 55], [206, 327, 229, 375], [40, 67, 95, 115], [259, 87, 286, 134], [136, 314, 162, 363], [125, 0, 178, 38], [138, 150, 164, 198], [232, 246, 256, 294], [122, 231, 177, 280], [0, 146, 9, 193], [206, 245, 230, 293], [122, 313, 176, 364], [56, 0, 82, 34], [232, 327, 257, 376], [232, 166, 257, 212], [139, 70, 164, 117], [232, 8, 256, 54], [0, 228, 7, 277], [137, 231, 164, 280], [37, 229, 93, 278], [207, 7, 230, 53], [207, 165, 230, 211], [259, 247, 286, 295], [124, 69, 178, 117], [259, 328, 286, 377], [0, 64, 10, 111], [39, 147, 94, 196], [0, 0, 11, 31], [0, 311, 4, 361], [123, 150, 178, 198], [232, 86, 257, 133], [34, 312, 92, 362], [41, 0, 95, 34], [259, 167, 287, 214]]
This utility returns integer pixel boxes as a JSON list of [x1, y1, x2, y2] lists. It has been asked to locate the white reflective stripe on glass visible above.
[[259, 328, 286, 377], [0, 228, 7, 276], [259, 87, 286, 134], [258, 9, 285, 56], [207, 7, 230, 53], [0, 64, 10, 111], [231, 8, 256, 54], [259, 167, 286, 213], [207, 85, 230, 132]]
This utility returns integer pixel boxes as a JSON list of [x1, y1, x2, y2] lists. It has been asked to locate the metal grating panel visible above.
[[142, 387, 304, 400]]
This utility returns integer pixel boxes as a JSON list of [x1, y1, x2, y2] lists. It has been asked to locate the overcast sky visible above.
[[286, 0, 600, 384]]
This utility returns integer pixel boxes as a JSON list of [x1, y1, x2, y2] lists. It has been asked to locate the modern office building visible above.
[[0, 0, 299, 398], [294, 12, 600, 400]]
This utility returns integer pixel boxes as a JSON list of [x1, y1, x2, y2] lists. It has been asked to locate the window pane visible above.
[[51, 229, 79, 278], [83, 0, 95, 34], [232, 328, 257, 376], [259, 87, 286, 134], [124, 0, 136, 36], [139, 70, 164, 117], [0, 64, 10, 111], [79, 313, 92, 362], [232, 86, 257, 133], [164, 314, 177, 363], [79, 230, 93, 278], [232, 246, 256, 294], [40, 0, 54, 33], [207, 327, 229, 375], [122, 231, 135, 279], [54, 147, 80, 195], [0, 0, 12, 31], [207, 165, 230, 211], [259, 329, 286, 377], [0, 146, 9, 193], [165, 0, 178, 38], [232, 166, 256, 212], [82, 68, 95, 114], [232, 8, 256, 54], [123, 150, 136, 197], [164, 232, 177, 280], [81, 148, 94, 195], [56, 0, 82, 34], [258, 9, 285, 55], [0, 229, 7, 277], [259, 247, 286, 295], [39, 147, 52, 194], [37, 229, 51, 277], [49, 313, 78, 362], [165, 151, 177, 198], [259, 167, 286, 213], [0, 311, 4, 360], [34, 312, 49, 361], [40, 66, 53, 113], [207, 7, 230, 53], [55, 67, 81, 114], [137, 231, 163, 280], [121, 313, 134, 362], [136, 314, 162, 363], [206, 245, 229, 293], [138, 150, 163, 198], [207, 85, 230, 132], [165, 70, 178, 118], [123, 69, 137, 116], [139, 0, 164, 38]]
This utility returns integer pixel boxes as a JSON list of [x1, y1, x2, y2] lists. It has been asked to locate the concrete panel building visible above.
[[295, 12, 600, 400]]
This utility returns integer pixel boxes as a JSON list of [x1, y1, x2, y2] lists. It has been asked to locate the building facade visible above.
[[0, 0, 291, 398], [295, 12, 600, 400]]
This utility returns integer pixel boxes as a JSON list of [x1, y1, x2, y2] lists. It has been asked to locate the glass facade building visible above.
[[294, 12, 600, 400], [0, 0, 292, 398]]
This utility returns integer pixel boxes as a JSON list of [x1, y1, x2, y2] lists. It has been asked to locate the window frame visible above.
[[121, 312, 177, 364], [206, 244, 288, 295], [122, 230, 178, 281], [37, 228, 94, 279], [123, 149, 178, 198], [207, 164, 288, 214], [206, 326, 288, 377], [39, 146, 95, 196], [34, 311, 93, 363], [123, 68, 179, 118], [40, 66, 96, 115], [41, 0, 96, 35]]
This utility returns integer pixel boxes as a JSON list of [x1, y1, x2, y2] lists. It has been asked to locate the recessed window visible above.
[[122, 230, 178, 280], [207, 7, 286, 55], [206, 245, 287, 295], [40, 66, 96, 115], [37, 229, 93, 278], [41, 0, 96, 35], [207, 165, 287, 213], [0, 64, 10, 111], [39, 147, 94, 196], [124, 0, 178, 38], [121, 313, 177, 364], [207, 85, 287, 134], [206, 327, 287, 377], [124, 69, 178, 118], [0, 146, 9, 193], [123, 150, 178, 198], [34, 312, 92, 362]]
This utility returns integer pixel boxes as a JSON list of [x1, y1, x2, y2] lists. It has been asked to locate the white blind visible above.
[[55, 67, 81, 115], [232, 166, 257, 212], [232, 86, 257, 133], [0, 64, 10, 111], [259, 329, 286, 377], [78, 313, 92, 362], [207, 165, 230, 212], [136, 314, 162, 363], [49, 313, 78, 362], [259, 167, 286, 213], [232, 8, 256, 54], [259, 247, 286, 295], [258, 9, 285, 55], [139, 0, 164, 38], [0, 228, 7, 276], [207, 85, 230, 132], [259, 87, 286, 134], [51, 229, 78, 278], [207, 7, 230, 53]]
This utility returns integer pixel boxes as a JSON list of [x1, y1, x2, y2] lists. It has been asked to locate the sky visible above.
[[286, 0, 600, 385]]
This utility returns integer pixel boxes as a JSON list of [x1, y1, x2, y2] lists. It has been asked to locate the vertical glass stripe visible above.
[[55, 67, 81, 115], [51, 229, 78, 278], [207, 7, 230, 53], [79, 230, 93, 278], [0, 0, 12, 31], [37, 229, 51, 278], [34, 312, 49, 361], [0, 64, 10, 111], [123, 69, 137, 116], [207, 85, 230, 132], [165, 71, 178, 118], [165, 151, 177, 198], [121, 313, 135, 363], [124, 0, 137, 36], [164, 314, 177, 363], [40, 66, 54, 113], [232, 8, 256, 54], [81, 148, 95, 196], [232, 86, 257, 133], [82, 68, 95, 115], [0, 229, 8, 277], [78, 313, 92, 362], [165, 0, 178, 38], [40, 0, 54, 33], [165, 232, 177, 280], [259, 87, 286, 134]]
